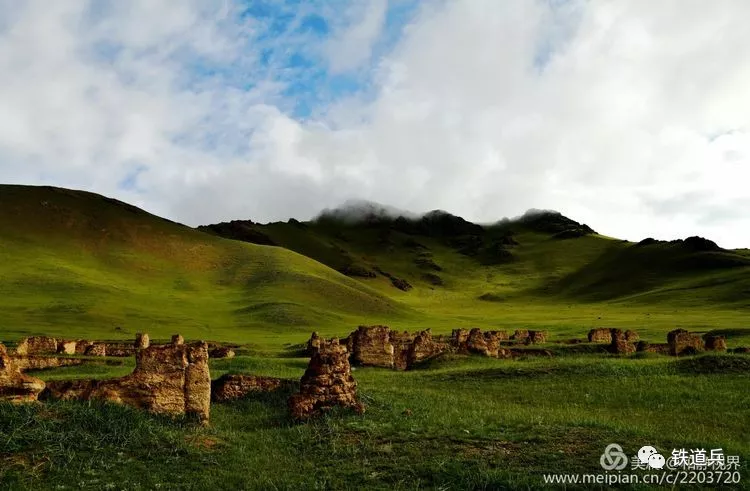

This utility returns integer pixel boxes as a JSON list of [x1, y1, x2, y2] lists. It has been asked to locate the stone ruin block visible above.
[[390, 330, 416, 370], [288, 339, 364, 421], [84, 343, 107, 356], [588, 328, 612, 343], [14, 336, 58, 355], [349, 325, 395, 368], [307, 331, 322, 355], [408, 329, 449, 366], [624, 330, 640, 343], [450, 329, 470, 353], [467, 328, 495, 357], [510, 330, 529, 342], [43, 334, 211, 424], [703, 335, 727, 352], [211, 374, 293, 402], [526, 330, 548, 345], [609, 329, 636, 355], [57, 340, 77, 355], [75, 340, 94, 354], [0, 344, 45, 403], [490, 330, 510, 341], [103, 343, 134, 357], [135, 333, 150, 349], [667, 329, 705, 356], [171, 334, 184, 345]]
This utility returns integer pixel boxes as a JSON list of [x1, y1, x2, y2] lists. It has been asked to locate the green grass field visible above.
[[1, 185, 749, 489]]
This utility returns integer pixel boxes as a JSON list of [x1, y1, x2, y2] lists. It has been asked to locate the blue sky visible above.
[[228, 0, 421, 119]]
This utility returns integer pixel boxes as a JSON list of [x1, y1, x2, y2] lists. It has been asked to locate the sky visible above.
[[1, 0, 750, 247]]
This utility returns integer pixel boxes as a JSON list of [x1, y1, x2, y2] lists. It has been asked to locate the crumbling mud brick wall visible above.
[[211, 374, 294, 402], [667, 329, 705, 356], [42, 335, 211, 424], [288, 339, 364, 420], [0, 343, 46, 402]]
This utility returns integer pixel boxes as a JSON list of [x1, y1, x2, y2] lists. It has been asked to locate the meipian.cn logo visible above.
[[600, 444, 666, 471]]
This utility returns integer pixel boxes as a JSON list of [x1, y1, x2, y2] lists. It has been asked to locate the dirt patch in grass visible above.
[[186, 435, 224, 451]]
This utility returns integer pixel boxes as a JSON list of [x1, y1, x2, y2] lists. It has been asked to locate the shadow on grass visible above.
[[704, 327, 750, 339], [673, 353, 750, 374], [213, 382, 300, 428]]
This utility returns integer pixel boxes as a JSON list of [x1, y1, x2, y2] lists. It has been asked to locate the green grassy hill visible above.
[[2, 186, 750, 347], [0, 185, 407, 345], [201, 202, 750, 345]]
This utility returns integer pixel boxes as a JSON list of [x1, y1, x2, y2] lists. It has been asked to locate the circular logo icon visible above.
[[600, 443, 629, 470], [638, 446, 659, 464], [648, 454, 666, 469]]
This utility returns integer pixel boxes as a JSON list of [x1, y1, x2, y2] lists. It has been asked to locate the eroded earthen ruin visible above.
[[211, 374, 293, 402], [0, 343, 46, 402], [42, 335, 211, 424], [288, 338, 364, 420], [667, 329, 705, 356]]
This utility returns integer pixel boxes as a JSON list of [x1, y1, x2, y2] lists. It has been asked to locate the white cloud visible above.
[[1, 0, 750, 247], [324, 0, 388, 73]]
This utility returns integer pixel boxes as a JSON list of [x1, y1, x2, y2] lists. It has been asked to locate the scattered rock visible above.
[[683, 236, 721, 252], [288, 339, 364, 421], [667, 329, 705, 356], [0, 344, 46, 403], [338, 264, 376, 278], [211, 374, 292, 402], [374, 268, 413, 291], [171, 334, 185, 346], [422, 272, 444, 286]]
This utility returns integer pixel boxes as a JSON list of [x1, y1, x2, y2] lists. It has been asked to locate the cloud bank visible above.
[[1, 0, 749, 247]]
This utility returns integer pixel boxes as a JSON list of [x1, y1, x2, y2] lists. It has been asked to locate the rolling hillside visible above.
[[2, 185, 750, 347], [0, 185, 407, 345], [201, 202, 750, 308]]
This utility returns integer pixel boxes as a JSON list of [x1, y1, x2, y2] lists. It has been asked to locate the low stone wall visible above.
[[0, 344, 46, 403], [211, 374, 293, 402], [41, 335, 211, 424], [667, 329, 705, 356], [609, 328, 636, 355], [12, 355, 84, 371]]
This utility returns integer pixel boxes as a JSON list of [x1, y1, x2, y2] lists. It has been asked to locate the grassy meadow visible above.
[[1, 185, 750, 489]]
